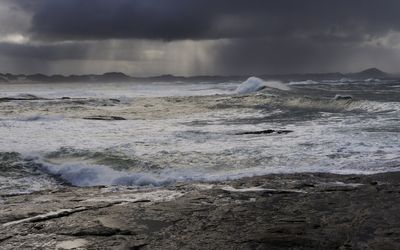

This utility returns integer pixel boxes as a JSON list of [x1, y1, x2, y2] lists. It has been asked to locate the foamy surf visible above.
[[0, 79, 399, 193], [14, 152, 400, 189], [289, 80, 319, 85]]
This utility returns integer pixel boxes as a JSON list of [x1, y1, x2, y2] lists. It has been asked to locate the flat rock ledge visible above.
[[1, 172, 400, 250]]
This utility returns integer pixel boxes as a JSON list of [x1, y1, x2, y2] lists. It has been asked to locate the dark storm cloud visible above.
[[23, 0, 400, 41], [3, 0, 400, 75], [0, 42, 87, 60], [0, 41, 147, 61], [210, 38, 377, 75]]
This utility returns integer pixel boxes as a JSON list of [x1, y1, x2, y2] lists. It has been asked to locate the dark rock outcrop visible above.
[[349, 68, 389, 79], [0, 68, 395, 84], [236, 129, 293, 135], [0, 94, 44, 102], [83, 115, 127, 121], [333, 95, 353, 101], [1, 172, 399, 249]]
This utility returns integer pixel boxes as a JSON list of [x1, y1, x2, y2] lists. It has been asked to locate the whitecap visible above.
[[365, 78, 382, 83], [288, 80, 319, 85], [235, 77, 290, 94], [41, 162, 175, 187]]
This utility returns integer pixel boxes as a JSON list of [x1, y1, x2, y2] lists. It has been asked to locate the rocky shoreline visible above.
[[1, 172, 400, 249]]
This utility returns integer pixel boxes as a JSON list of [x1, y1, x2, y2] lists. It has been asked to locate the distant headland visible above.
[[0, 68, 394, 83]]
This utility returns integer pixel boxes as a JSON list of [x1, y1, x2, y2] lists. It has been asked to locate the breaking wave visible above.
[[288, 80, 319, 85], [2, 147, 400, 191], [236, 77, 290, 94], [41, 162, 175, 187], [272, 96, 400, 113], [36, 158, 400, 188]]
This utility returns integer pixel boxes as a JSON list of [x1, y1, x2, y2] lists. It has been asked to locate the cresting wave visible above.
[[256, 95, 400, 113], [234, 77, 399, 113], [6, 152, 400, 189], [236, 77, 290, 94]]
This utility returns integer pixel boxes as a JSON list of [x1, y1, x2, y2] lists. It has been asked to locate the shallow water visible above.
[[0, 79, 399, 194]]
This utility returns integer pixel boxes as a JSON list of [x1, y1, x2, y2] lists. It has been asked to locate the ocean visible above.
[[0, 78, 399, 195]]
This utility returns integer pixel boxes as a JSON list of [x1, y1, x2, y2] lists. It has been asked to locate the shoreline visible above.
[[1, 171, 400, 249]]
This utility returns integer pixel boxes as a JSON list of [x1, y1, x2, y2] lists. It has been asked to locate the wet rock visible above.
[[333, 95, 353, 101], [83, 116, 127, 121], [1, 172, 400, 249], [109, 98, 121, 103], [236, 129, 293, 135], [0, 94, 44, 102]]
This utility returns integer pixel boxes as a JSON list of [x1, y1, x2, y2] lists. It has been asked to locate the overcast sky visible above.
[[1, 0, 400, 76]]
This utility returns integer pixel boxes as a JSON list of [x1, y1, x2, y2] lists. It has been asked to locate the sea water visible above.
[[0, 78, 399, 194]]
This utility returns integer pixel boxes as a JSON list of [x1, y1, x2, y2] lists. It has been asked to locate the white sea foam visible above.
[[321, 78, 359, 84], [0, 175, 60, 195], [0, 81, 399, 191], [288, 80, 319, 85], [0, 82, 235, 99], [339, 78, 357, 84], [39, 160, 262, 187], [37, 152, 400, 188], [41, 162, 177, 187], [365, 78, 382, 83]]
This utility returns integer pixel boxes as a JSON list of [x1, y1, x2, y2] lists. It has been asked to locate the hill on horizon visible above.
[[0, 68, 394, 83]]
